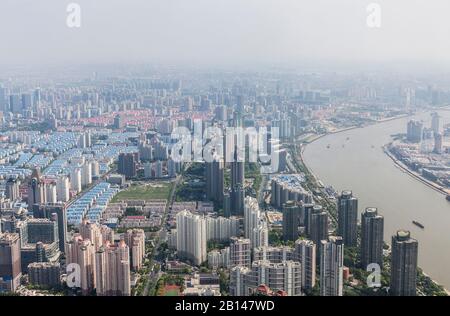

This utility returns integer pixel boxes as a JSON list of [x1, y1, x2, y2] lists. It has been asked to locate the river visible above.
[[303, 110, 450, 289]]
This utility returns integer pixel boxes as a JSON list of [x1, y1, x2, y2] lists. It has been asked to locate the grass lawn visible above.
[[112, 182, 173, 202], [157, 284, 181, 296], [164, 289, 180, 296]]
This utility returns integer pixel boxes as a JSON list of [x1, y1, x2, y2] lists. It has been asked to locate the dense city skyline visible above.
[[1, 1, 450, 303]]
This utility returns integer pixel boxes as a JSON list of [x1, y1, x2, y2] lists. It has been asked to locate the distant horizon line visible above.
[[1, 59, 450, 76]]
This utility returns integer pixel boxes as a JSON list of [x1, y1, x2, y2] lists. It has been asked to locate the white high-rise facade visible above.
[[251, 221, 269, 249], [81, 163, 92, 187], [176, 210, 207, 265], [45, 183, 57, 203], [70, 168, 82, 193], [205, 216, 239, 242], [56, 175, 70, 202], [90, 160, 100, 178], [320, 236, 344, 296], [244, 196, 269, 249], [244, 196, 260, 239]]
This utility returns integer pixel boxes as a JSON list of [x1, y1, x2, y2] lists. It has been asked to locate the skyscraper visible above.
[[95, 240, 131, 296], [337, 190, 358, 247], [251, 222, 269, 250], [0, 233, 22, 292], [17, 218, 61, 272], [45, 182, 57, 204], [431, 112, 441, 135], [229, 237, 251, 268], [33, 88, 41, 112], [114, 114, 124, 129], [434, 132, 443, 154], [56, 175, 70, 202], [390, 230, 418, 296], [66, 234, 96, 295], [176, 210, 207, 265], [81, 162, 92, 187], [27, 169, 46, 210], [118, 153, 138, 179], [309, 205, 328, 248], [33, 203, 68, 253], [9, 94, 21, 113], [0, 85, 6, 111], [294, 239, 316, 292], [206, 155, 224, 202], [245, 260, 302, 296], [21, 93, 33, 111], [70, 168, 82, 193], [360, 207, 384, 269], [231, 184, 245, 216], [230, 266, 251, 296], [5, 178, 20, 201], [407, 120, 423, 143], [244, 196, 260, 239], [282, 201, 301, 241], [28, 262, 61, 288], [223, 190, 231, 218], [229, 124, 245, 216], [231, 149, 244, 189], [303, 203, 314, 235], [124, 229, 146, 271], [320, 236, 344, 296]]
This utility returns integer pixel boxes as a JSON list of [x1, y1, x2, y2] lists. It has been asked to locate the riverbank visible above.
[[299, 114, 412, 186], [383, 144, 450, 197], [298, 112, 449, 294], [301, 113, 411, 147]]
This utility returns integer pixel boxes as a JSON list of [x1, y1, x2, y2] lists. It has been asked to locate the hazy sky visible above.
[[1, 0, 450, 69]]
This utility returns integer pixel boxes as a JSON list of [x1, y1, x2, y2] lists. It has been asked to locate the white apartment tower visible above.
[[176, 210, 207, 265], [320, 236, 344, 296]]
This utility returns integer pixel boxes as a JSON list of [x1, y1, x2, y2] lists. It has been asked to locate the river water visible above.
[[303, 110, 450, 289]]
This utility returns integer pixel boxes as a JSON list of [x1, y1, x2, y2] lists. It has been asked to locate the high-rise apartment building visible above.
[[118, 153, 138, 179], [320, 236, 344, 296], [294, 239, 316, 292], [309, 205, 328, 248], [33, 203, 68, 253], [27, 169, 46, 210], [70, 168, 82, 193], [176, 210, 207, 265], [360, 207, 384, 269], [390, 230, 418, 296], [230, 260, 302, 296], [229, 236, 251, 268], [95, 240, 131, 296], [28, 262, 61, 288], [337, 190, 358, 247], [431, 112, 441, 135], [244, 196, 260, 239], [56, 175, 70, 202], [66, 234, 97, 295], [0, 233, 22, 292], [407, 120, 423, 143], [282, 201, 301, 241], [5, 178, 20, 201], [206, 155, 224, 202], [124, 229, 146, 271]]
